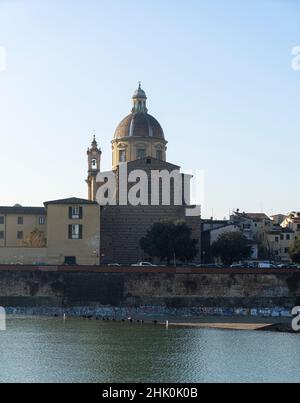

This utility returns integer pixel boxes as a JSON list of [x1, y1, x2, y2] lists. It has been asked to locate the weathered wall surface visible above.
[[0, 248, 47, 265], [0, 269, 300, 309]]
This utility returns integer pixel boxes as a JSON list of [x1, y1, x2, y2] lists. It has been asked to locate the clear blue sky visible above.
[[0, 0, 299, 219]]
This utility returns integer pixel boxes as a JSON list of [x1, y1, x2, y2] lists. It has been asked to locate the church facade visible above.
[[86, 85, 201, 264]]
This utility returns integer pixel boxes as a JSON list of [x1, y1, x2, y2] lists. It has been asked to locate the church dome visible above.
[[114, 83, 165, 140], [114, 113, 165, 139]]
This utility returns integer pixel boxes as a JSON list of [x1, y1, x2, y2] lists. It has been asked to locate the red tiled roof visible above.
[[236, 212, 270, 220]]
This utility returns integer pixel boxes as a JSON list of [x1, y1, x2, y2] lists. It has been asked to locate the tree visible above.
[[289, 238, 300, 264], [140, 221, 198, 265], [211, 231, 252, 266]]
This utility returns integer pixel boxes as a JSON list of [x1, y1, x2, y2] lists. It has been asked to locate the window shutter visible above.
[[68, 225, 72, 239], [79, 207, 83, 219], [69, 207, 72, 219], [79, 225, 83, 239]]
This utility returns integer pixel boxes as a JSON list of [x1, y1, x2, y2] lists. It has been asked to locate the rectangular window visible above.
[[39, 216, 46, 225], [297, 224, 300, 230], [285, 248, 289, 254], [280, 234, 284, 240], [17, 231, 23, 240], [119, 150, 126, 163], [68, 224, 83, 240], [17, 216, 23, 225], [156, 150, 162, 160], [137, 149, 146, 159], [0, 216, 4, 225], [69, 206, 83, 220], [275, 236, 279, 242], [0, 231, 4, 239], [286, 234, 291, 241]]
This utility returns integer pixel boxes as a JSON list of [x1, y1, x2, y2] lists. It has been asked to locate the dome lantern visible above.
[[131, 82, 148, 114]]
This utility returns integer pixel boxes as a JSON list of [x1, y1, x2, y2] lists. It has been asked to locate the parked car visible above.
[[230, 263, 250, 269], [276, 263, 289, 269], [257, 262, 278, 269], [197, 264, 223, 269], [131, 262, 157, 267], [285, 263, 300, 269], [107, 263, 122, 267]]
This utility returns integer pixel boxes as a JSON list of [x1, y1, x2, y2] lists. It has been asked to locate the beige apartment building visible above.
[[0, 198, 100, 265], [0, 205, 46, 248], [281, 212, 300, 236], [264, 227, 295, 261]]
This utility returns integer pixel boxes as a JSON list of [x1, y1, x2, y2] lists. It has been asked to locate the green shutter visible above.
[[69, 207, 72, 219], [68, 225, 72, 239], [79, 225, 83, 239], [79, 207, 83, 219]]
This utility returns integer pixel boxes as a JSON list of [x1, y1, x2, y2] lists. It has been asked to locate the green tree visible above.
[[289, 238, 300, 264], [211, 231, 252, 266], [140, 221, 198, 265]]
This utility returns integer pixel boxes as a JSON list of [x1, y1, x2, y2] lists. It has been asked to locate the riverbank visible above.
[[5, 309, 295, 333], [167, 322, 272, 331], [166, 321, 295, 332], [3, 305, 294, 319]]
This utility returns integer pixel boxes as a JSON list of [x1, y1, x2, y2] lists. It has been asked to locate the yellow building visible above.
[[265, 227, 295, 261], [45, 198, 100, 266], [0, 198, 100, 265], [0, 205, 46, 248]]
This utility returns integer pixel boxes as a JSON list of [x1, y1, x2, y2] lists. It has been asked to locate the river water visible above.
[[0, 317, 299, 383]]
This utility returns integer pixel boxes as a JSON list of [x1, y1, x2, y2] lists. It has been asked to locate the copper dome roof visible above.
[[114, 84, 166, 140], [114, 112, 165, 140]]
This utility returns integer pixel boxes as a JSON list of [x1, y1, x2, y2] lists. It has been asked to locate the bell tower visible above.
[[86, 135, 102, 201]]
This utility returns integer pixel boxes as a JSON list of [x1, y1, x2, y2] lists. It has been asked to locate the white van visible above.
[[258, 261, 277, 269]]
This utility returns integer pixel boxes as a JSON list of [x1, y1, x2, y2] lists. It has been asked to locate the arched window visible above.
[[91, 159, 98, 170], [156, 150, 163, 160], [137, 149, 146, 159]]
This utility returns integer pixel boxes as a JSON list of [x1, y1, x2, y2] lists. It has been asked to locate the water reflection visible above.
[[0, 318, 299, 383]]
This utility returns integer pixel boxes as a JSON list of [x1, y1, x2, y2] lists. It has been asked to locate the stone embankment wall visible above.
[[0, 267, 300, 317]]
